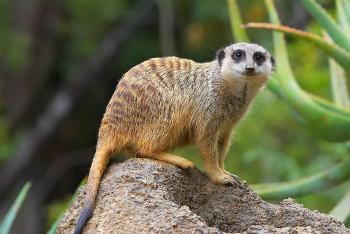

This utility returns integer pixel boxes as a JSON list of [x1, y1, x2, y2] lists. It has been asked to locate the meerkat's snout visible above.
[[244, 66, 255, 76]]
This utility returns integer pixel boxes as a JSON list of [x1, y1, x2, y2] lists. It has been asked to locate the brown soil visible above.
[[57, 158, 350, 233]]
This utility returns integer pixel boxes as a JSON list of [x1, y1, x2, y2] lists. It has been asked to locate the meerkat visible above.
[[73, 42, 275, 234]]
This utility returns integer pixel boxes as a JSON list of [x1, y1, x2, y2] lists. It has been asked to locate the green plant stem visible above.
[[329, 188, 350, 222], [308, 93, 350, 117], [244, 22, 350, 74], [252, 158, 350, 200], [0, 182, 31, 234], [302, 0, 350, 52], [47, 178, 86, 234], [270, 79, 350, 121], [329, 58, 350, 109], [227, 0, 350, 200], [227, 0, 249, 42], [340, 0, 350, 31], [228, 0, 350, 141], [336, 0, 350, 36], [264, 0, 350, 142]]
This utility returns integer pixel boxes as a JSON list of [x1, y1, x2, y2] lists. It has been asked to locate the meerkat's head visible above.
[[216, 42, 275, 82]]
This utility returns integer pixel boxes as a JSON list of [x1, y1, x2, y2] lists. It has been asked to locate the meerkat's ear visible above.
[[216, 49, 225, 66], [270, 55, 275, 70]]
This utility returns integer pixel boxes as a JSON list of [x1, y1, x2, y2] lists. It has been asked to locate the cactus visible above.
[[227, 0, 350, 221]]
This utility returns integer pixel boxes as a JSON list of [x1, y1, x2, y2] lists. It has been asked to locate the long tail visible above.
[[73, 146, 111, 234]]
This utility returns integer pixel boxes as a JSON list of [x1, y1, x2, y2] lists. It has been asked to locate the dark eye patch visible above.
[[253, 52, 266, 66], [216, 49, 225, 67], [231, 49, 245, 63]]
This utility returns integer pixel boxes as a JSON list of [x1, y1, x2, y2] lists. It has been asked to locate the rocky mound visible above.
[[57, 158, 349, 233]]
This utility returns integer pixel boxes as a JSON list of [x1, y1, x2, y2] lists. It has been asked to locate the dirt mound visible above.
[[57, 158, 349, 233]]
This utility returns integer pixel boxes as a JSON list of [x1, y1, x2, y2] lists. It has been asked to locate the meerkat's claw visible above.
[[179, 160, 195, 170], [223, 170, 239, 180], [229, 173, 239, 180]]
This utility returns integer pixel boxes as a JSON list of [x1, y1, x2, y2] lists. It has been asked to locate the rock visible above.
[[57, 158, 350, 233]]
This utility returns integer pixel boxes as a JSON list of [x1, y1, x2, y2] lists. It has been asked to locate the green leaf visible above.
[[329, 188, 350, 222], [302, 0, 350, 52], [0, 182, 31, 234], [244, 23, 350, 74], [227, 0, 249, 42], [252, 158, 350, 199]]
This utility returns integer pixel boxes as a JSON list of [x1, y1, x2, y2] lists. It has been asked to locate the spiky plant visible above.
[[227, 0, 350, 222]]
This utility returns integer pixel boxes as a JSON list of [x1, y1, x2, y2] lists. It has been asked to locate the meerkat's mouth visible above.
[[242, 71, 256, 76]]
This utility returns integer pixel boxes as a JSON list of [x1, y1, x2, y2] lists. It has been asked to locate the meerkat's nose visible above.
[[245, 67, 255, 73]]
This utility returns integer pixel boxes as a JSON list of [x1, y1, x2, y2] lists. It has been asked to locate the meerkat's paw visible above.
[[208, 172, 234, 186], [141, 153, 195, 170], [175, 157, 195, 170]]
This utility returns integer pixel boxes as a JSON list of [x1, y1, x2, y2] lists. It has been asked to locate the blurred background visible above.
[[0, 0, 349, 233]]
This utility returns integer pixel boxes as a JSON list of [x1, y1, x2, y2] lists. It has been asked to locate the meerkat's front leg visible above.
[[197, 133, 233, 185], [217, 129, 236, 177], [218, 135, 231, 172], [218, 137, 240, 181]]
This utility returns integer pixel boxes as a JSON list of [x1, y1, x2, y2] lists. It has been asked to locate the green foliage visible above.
[[0, 182, 31, 234], [227, 0, 350, 223], [302, 0, 350, 52], [59, 0, 129, 77], [266, 0, 350, 142], [330, 189, 350, 222], [329, 54, 350, 109], [0, 118, 21, 162], [227, 0, 249, 42], [252, 157, 350, 200], [336, 0, 350, 36], [0, 0, 345, 229], [241, 1, 350, 142], [192, 0, 228, 21], [47, 196, 71, 232], [0, 0, 29, 71], [47, 178, 86, 233], [288, 39, 330, 98]]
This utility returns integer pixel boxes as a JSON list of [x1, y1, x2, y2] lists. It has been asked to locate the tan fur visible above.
[[96, 56, 263, 186], [74, 44, 273, 233], [95, 56, 266, 184]]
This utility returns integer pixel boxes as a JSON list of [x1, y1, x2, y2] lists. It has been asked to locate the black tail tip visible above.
[[73, 204, 93, 234]]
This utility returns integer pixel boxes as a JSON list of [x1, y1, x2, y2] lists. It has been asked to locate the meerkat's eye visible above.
[[232, 49, 245, 62], [253, 52, 266, 66]]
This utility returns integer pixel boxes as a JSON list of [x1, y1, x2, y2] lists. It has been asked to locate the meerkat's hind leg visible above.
[[137, 152, 195, 169]]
